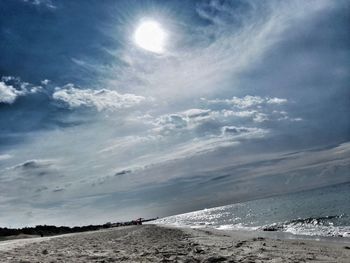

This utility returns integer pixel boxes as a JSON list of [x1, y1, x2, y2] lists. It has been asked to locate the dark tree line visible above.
[[0, 217, 158, 238], [0, 223, 111, 237]]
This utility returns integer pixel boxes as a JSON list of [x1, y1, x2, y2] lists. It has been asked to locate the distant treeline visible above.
[[0, 217, 158, 238]]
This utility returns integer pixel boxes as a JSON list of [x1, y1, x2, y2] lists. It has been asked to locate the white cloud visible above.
[[182, 109, 212, 118], [0, 154, 12, 161], [153, 108, 214, 134], [129, 127, 268, 172], [152, 99, 292, 135], [267, 97, 288, 104], [98, 135, 159, 154], [221, 110, 269, 123], [52, 85, 147, 111], [202, 95, 288, 109], [0, 82, 23, 104], [41, 79, 50, 85], [0, 77, 43, 104]]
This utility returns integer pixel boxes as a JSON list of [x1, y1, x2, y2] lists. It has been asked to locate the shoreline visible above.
[[3, 222, 349, 247], [0, 224, 349, 262], [152, 223, 350, 245]]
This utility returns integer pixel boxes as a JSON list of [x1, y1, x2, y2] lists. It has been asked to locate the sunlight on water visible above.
[[156, 183, 350, 238]]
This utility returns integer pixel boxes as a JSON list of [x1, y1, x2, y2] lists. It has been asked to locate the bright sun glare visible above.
[[134, 20, 166, 53]]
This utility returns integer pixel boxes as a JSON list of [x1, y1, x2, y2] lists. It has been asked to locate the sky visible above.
[[0, 0, 349, 227]]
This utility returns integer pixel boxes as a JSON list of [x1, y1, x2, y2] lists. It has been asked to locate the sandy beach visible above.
[[0, 225, 349, 262]]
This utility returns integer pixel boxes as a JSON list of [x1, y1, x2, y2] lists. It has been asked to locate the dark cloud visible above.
[[114, 169, 132, 176], [52, 187, 64, 192], [13, 159, 52, 172]]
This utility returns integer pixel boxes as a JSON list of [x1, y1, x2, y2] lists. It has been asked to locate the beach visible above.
[[1, 225, 349, 262]]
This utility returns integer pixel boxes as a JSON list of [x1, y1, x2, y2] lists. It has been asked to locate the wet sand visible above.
[[0, 224, 349, 262]]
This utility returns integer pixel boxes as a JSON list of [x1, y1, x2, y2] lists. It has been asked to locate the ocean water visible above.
[[155, 183, 350, 238]]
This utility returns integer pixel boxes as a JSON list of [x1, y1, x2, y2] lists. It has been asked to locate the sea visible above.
[[155, 182, 350, 238]]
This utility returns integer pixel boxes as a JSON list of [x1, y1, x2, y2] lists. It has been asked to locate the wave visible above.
[[155, 214, 350, 238], [260, 214, 350, 237]]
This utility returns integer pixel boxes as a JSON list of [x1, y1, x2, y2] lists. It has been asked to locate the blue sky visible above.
[[0, 0, 349, 227]]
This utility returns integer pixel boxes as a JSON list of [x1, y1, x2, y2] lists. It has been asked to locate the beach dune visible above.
[[0, 225, 349, 262]]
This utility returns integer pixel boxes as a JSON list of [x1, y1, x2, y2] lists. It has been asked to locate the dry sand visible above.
[[0, 224, 349, 262]]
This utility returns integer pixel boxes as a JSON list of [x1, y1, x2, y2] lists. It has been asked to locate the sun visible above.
[[134, 20, 167, 54]]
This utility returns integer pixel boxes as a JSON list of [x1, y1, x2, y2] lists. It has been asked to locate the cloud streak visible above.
[[22, 0, 56, 9], [202, 95, 288, 109], [103, 0, 336, 103]]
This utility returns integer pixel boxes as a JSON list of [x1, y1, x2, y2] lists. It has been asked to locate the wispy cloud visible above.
[[1, 159, 58, 182], [22, 0, 56, 9], [0, 154, 12, 161], [104, 0, 335, 102], [202, 95, 288, 109]]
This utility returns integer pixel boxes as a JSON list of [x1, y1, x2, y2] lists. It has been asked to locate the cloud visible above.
[[12, 159, 52, 170], [153, 109, 213, 134], [172, 127, 267, 157], [221, 126, 262, 135], [53, 187, 64, 192], [127, 142, 350, 214], [131, 126, 268, 171], [0, 76, 43, 104], [152, 95, 294, 135], [52, 84, 147, 111], [0, 81, 23, 104], [22, 0, 56, 9], [202, 95, 288, 109], [0, 158, 68, 216], [0, 159, 58, 183], [114, 169, 132, 176], [221, 110, 269, 123], [98, 135, 159, 154], [267, 97, 288, 104], [103, 0, 335, 103], [0, 154, 12, 161], [197, 95, 297, 123]]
